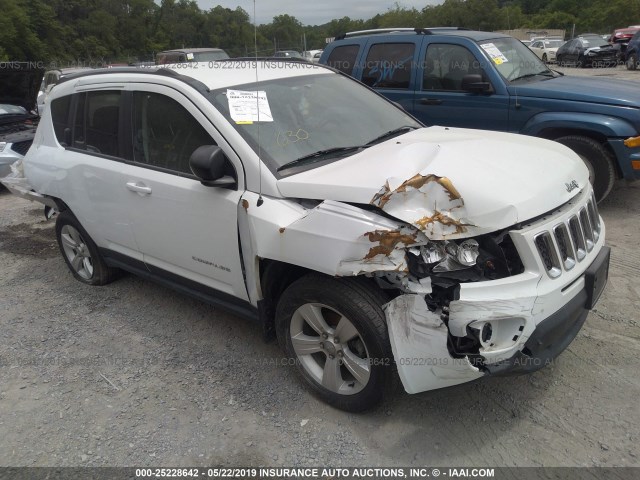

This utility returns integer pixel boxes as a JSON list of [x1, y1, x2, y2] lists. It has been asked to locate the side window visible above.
[[73, 91, 121, 157], [423, 44, 482, 91], [326, 45, 359, 76], [50, 95, 72, 146], [361, 43, 415, 89], [131, 92, 215, 175]]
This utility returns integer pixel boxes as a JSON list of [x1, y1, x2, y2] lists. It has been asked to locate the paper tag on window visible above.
[[186, 52, 194, 61], [481, 43, 509, 64], [227, 90, 274, 123]]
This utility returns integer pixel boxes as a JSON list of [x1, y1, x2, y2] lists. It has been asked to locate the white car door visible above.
[[529, 41, 543, 59], [121, 84, 249, 302]]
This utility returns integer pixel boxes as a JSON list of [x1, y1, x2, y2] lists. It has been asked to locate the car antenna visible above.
[[254, 0, 264, 207]]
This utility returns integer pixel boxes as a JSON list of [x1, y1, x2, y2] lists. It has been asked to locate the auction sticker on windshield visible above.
[[481, 43, 509, 65], [227, 89, 274, 124]]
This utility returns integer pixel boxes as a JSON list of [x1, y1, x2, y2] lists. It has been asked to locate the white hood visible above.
[[277, 127, 589, 239]]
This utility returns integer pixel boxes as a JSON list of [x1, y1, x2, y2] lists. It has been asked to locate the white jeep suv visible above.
[[7, 61, 610, 411]]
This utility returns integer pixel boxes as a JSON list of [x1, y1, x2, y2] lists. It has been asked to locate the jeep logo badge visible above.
[[565, 180, 579, 193]]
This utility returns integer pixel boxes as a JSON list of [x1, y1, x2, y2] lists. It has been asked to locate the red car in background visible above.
[[610, 26, 640, 60]]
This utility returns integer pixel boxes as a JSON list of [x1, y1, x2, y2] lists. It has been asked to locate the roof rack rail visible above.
[[335, 26, 470, 40]]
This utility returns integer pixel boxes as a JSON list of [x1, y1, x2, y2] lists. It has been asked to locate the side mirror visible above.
[[189, 145, 236, 189], [461, 74, 492, 94]]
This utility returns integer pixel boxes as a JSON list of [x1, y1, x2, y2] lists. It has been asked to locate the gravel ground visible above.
[[1, 68, 639, 468]]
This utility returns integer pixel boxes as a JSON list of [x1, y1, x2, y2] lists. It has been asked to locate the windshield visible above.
[[0, 104, 28, 116], [194, 51, 230, 62], [580, 37, 610, 48], [479, 37, 552, 82], [209, 73, 422, 175]]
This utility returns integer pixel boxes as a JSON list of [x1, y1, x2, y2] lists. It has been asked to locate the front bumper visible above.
[[384, 187, 610, 394], [486, 245, 609, 376], [608, 138, 640, 180]]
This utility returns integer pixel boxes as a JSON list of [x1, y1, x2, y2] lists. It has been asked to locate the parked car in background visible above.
[[37, 67, 92, 113], [320, 27, 640, 201], [274, 50, 303, 59], [2, 62, 610, 412], [610, 26, 640, 60], [156, 48, 229, 64], [625, 30, 640, 70], [303, 49, 323, 62], [0, 63, 44, 179], [528, 38, 565, 63], [555, 34, 617, 67]]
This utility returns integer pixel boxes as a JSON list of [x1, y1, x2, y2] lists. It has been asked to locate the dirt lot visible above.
[[1, 68, 639, 468]]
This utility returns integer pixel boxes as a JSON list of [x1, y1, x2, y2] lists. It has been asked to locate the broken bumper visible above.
[[384, 187, 609, 394], [486, 246, 610, 376]]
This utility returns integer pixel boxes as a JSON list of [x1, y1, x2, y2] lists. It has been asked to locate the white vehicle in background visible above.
[[4, 61, 610, 412], [303, 49, 323, 63], [37, 67, 92, 114], [529, 38, 566, 63], [0, 63, 43, 179]]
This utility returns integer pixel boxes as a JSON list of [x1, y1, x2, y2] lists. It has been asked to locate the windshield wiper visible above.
[[365, 125, 418, 146], [510, 71, 555, 82], [277, 146, 366, 172]]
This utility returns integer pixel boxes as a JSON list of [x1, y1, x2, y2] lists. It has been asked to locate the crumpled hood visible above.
[[508, 75, 640, 107], [0, 64, 44, 116], [277, 127, 589, 239]]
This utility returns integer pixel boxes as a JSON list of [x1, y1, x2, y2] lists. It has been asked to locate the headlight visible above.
[[0, 142, 6, 153], [418, 239, 480, 272]]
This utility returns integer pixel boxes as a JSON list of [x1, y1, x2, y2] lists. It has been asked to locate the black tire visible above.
[[577, 55, 586, 68], [555, 135, 616, 203], [55, 209, 118, 285], [627, 54, 637, 71], [275, 273, 394, 412], [556, 54, 564, 66], [542, 53, 548, 63]]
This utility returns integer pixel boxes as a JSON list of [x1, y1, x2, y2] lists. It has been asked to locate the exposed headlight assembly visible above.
[[418, 239, 480, 272]]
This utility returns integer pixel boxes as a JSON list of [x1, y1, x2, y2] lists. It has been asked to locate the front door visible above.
[[121, 85, 248, 301], [412, 42, 510, 131]]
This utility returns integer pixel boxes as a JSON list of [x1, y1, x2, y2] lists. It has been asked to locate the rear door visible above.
[[353, 37, 424, 112]]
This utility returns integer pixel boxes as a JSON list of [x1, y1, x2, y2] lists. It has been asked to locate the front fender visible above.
[[520, 112, 637, 139]]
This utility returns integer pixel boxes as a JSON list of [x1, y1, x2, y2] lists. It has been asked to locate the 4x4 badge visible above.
[[565, 180, 579, 193]]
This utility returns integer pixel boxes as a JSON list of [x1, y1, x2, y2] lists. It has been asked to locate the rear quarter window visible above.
[[326, 45, 360, 76], [50, 95, 72, 146], [361, 43, 415, 89]]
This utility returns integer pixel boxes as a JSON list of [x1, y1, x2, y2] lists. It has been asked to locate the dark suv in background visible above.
[[320, 27, 640, 202], [625, 31, 640, 70]]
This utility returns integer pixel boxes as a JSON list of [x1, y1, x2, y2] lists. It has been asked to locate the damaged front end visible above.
[[342, 172, 606, 394]]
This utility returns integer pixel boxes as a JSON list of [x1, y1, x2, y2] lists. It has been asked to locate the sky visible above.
[[195, 1, 444, 25]]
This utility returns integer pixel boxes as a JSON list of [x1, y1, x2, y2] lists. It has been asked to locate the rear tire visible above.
[[55, 210, 118, 286], [275, 273, 394, 412], [555, 135, 616, 203]]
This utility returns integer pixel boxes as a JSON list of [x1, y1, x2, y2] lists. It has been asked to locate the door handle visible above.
[[126, 182, 152, 195], [420, 98, 443, 105]]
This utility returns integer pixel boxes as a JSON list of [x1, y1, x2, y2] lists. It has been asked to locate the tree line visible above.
[[0, 0, 638, 64]]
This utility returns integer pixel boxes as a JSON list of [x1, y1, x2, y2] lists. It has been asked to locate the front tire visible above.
[[55, 210, 118, 285], [542, 53, 548, 63], [627, 54, 638, 71], [555, 135, 616, 203], [275, 274, 394, 412]]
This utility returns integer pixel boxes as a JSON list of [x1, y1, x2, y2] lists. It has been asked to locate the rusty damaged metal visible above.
[[279, 227, 286, 233], [370, 173, 474, 239], [363, 229, 419, 260], [414, 210, 473, 235], [371, 174, 463, 210], [241, 199, 250, 211]]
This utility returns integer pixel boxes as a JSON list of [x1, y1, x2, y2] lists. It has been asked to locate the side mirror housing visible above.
[[461, 74, 492, 94], [189, 145, 236, 189]]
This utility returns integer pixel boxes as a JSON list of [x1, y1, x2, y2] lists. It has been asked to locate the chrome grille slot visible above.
[[553, 223, 576, 271], [534, 232, 562, 278], [588, 195, 600, 240], [568, 215, 587, 261], [580, 207, 594, 252]]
